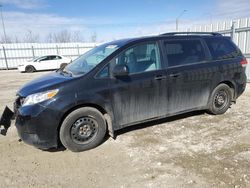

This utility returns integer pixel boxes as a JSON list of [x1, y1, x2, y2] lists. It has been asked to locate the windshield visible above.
[[63, 43, 120, 76], [28, 57, 39, 62]]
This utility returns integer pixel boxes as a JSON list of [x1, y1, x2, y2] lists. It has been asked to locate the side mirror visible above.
[[112, 64, 129, 77]]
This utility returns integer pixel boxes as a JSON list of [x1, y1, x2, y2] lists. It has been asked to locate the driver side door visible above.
[[34, 56, 51, 70], [107, 41, 167, 129]]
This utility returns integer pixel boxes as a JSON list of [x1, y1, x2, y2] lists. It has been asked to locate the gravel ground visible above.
[[0, 70, 250, 188]]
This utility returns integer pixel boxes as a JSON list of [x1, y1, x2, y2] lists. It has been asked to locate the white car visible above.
[[18, 55, 72, 73]]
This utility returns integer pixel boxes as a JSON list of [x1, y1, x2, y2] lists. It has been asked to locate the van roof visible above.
[[108, 32, 226, 47]]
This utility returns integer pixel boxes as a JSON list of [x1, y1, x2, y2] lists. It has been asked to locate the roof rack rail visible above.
[[160, 32, 222, 36]]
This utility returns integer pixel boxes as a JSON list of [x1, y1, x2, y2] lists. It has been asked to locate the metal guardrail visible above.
[[244, 54, 250, 58]]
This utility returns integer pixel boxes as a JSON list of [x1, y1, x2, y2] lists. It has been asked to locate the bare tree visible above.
[[45, 32, 53, 43], [91, 32, 97, 43], [71, 30, 84, 42], [14, 35, 20, 43], [0, 35, 13, 43], [23, 30, 40, 43], [53, 30, 71, 43]]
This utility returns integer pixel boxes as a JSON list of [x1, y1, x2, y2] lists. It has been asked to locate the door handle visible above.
[[169, 73, 181, 78], [154, 75, 167, 80]]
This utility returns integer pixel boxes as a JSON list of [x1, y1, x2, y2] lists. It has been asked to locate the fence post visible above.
[[2, 46, 9, 70], [56, 45, 59, 55], [31, 46, 35, 58], [231, 21, 236, 41], [77, 44, 80, 55]]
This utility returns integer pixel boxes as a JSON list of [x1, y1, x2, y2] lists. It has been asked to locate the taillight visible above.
[[240, 59, 248, 67]]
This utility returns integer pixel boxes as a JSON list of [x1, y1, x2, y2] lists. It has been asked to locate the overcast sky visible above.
[[0, 0, 250, 42]]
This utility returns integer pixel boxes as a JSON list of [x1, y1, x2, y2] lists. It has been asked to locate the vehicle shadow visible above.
[[23, 69, 55, 73], [44, 110, 206, 153], [116, 110, 206, 137], [45, 146, 66, 152]]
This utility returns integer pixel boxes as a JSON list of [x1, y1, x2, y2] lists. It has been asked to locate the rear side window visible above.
[[205, 37, 242, 60], [164, 39, 206, 67], [50, 56, 58, 60]]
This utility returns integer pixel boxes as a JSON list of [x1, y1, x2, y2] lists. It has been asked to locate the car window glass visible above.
[[164, 40, 206, 67], [204, 38, 242, 60], [85, 47, 115, 66], [64, 43, 119, 76], [96, 65, 109, 78], [111, 42, 161, 75], [50, 56, 58, 60], [38, 56, 50, 62]]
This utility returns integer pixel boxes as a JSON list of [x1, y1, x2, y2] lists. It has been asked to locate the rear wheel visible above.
[[59, 107, 107, 152], [207, 84, 233, 115], [25, 65, 35, 73]]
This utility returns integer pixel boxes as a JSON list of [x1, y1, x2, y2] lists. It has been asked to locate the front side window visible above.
[[164, 39, 206, 67], [96, 65, 109, 78], [111, 42, 161, 75], [37, 56, 50, 62]]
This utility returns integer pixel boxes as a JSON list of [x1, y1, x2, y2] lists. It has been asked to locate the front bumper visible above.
[[18, 65, 26, 72], [15, 103, 60, 149], [0, 106, 14, 135]]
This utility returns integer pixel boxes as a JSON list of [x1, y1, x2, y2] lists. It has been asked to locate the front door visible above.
[[36, 55, 59, 70], [108, 41, 166, 129]]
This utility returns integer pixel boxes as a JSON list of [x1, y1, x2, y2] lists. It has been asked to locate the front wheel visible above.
[[25, 65, 35, 73], [59, 107, 107, 152], [207, 84, 233, 115]]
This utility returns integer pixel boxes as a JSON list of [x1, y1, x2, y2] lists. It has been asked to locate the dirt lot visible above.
[[0, 70, 250, 188]]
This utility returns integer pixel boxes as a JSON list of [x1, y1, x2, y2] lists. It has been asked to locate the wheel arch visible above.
[[57, 103, 114, 146], [25, 65, 36, 71], [207, 80, 236, 108], [218, 80, 236, 101]]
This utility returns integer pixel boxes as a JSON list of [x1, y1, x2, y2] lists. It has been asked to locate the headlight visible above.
[[22, 89, 59, 107]]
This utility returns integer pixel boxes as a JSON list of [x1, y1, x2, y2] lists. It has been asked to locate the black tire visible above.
[[59, 107, 107, 152], [25, 65, 35, 73], [207, 84, 233, 115]]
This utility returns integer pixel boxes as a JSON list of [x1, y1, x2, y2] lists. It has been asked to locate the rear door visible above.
[[107, 41, 167, 129], [49, 55, 61, 69], [163, 38, 213, 114], [54, 55, 63, 68]]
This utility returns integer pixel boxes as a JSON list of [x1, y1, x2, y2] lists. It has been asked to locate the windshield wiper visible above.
[[58, 69, 73, 77]]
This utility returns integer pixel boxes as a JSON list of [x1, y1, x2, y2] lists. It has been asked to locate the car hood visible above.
[[18, 71, 73, 97]]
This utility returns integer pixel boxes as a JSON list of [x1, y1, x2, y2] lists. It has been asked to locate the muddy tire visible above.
[[59, 107, 107, 152], [207, 84, 233, 115], [25, 65, 36, 73]]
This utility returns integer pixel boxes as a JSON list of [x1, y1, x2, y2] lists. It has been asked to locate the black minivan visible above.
[[1, 32, 247, 152]]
